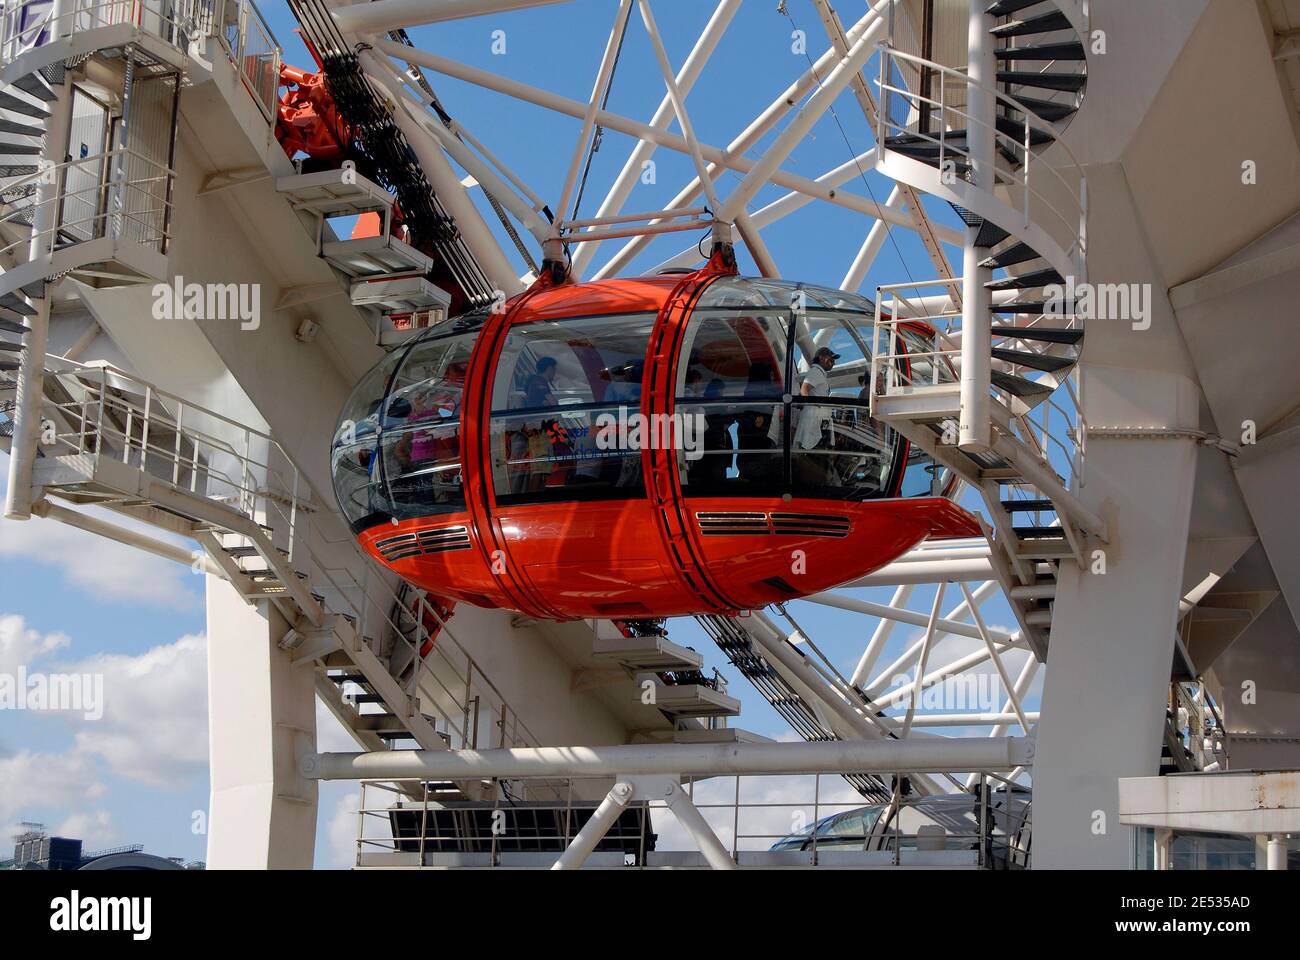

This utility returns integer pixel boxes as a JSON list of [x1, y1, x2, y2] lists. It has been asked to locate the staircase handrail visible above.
[[0, 149, 174, 262], [35, 355, 545, 750], [875, 44, 1087, 281], [0, 0, 206, 62]]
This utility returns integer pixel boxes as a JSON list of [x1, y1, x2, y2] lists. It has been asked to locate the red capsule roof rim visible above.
[[505, 274, 685, 323]]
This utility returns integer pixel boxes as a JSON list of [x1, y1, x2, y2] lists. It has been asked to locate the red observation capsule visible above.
[[331, 266, 979, 621]]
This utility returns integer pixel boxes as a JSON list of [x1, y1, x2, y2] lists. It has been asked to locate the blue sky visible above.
[[1, 1, 1040, 867]]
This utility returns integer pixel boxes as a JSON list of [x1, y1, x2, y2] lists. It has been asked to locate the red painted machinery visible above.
[[331, 254, 978, 620]]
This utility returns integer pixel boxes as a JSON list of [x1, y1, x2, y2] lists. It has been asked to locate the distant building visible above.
[[1, 823, 203, 871]]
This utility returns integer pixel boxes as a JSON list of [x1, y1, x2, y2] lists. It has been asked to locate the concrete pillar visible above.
[[1032, 367, 1200, 867], [1153, 828, 1172, 870], [1030, 160, 1204, 868], [1266, 835, 1287, 871], [206, 575, 318, 869]]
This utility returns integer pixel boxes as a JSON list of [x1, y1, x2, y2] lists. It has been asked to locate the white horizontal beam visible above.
[[842, 558, 994, 586], [906, 712, 1040, 727], [31, 499, 221, 576], [307, 737, 1034, 780]]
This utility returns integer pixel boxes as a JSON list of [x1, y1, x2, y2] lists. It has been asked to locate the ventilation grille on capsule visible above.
[[695, 511, 850, 538], [375, 525, 471, 561]]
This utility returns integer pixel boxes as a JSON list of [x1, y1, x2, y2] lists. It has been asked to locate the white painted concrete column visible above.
[[1032, 369, 1200, 868], [1153, 828, 1172, 870], [1266, 835, 1288, 870], [206, 575, 318, 869], [1031, 160, 1204, 868]]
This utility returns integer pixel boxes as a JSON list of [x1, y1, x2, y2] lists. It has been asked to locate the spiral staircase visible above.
[[1, 0, 188, 492], [870, 0, 1106, 658], [0, 58, 58, 377]]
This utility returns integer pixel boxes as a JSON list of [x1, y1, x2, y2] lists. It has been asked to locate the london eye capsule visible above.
[[331, 260, 979, 620]]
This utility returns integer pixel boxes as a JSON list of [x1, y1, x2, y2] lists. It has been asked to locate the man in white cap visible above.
[[794, 346, 840, 477]]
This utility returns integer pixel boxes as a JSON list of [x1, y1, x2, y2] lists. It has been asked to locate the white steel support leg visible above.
[[552, 0, 636, 233], [958, 228, 993, 451], [590, 3, 890, 280], [206, 576, 318, 869], [958, 0, 996, 453], [551, 781, 633, 870], [901, 583, 946, 739], [850, 583, 914, 688], [4, 71, 71, 520], [663, 782, 736, 870]]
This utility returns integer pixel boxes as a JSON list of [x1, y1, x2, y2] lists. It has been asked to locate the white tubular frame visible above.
[[570, 0, 740, 277]]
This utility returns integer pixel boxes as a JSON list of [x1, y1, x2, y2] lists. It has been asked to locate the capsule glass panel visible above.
[[332, 348, 405, 531], [489, 313, 656, 502], [675, 308, 790, 496], [382, 330, 478, 519], [331, 313, 485, 532]]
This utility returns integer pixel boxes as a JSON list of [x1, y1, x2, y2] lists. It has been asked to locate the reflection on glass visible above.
[[332, 347, 403, 529], [674, 300, 904, 501], [790, 402, 895, 497], [490, 407, 644, 499], [489, 313, 655, 503], [381, 331, 477, 519], [676, 311, 790, 399], [677, 401, 784, 493], [331, 318, 483, 530], [792, 312, 874, 403], [493, 313, 656, 411]]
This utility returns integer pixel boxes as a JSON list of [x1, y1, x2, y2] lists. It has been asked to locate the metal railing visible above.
[[353, 774, 1028, 868], [0, 0, 208, 62], [875, 46, 1088, 283], [0, 0, 280, 120], [33, 355, 544, 753], [212, 0, 280, 121], [0, 149, 174, 260], [871, 277, 1086, 492]]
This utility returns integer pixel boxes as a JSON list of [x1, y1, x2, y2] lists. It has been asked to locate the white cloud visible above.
[[315, 698, 363, 753], [0, 748, 107, 843], [0, 452, 202, 610], [68, 633, 209, 786], [324, 789, 359, 869], [0, 613, 70, 674], [53, 809, 119, 850], [2, 612, 209, 787]]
